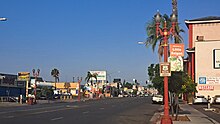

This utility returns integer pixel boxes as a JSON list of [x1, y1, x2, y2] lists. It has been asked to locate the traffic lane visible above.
[[191, 104, 220, 123], [49, 97, 160, 124], [1, 97, 159, 124], [0, 103, 88, 124], [0, 101, 71, 113], [0, 103, 73, 119]]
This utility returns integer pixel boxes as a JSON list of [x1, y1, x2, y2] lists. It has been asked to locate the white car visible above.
[[213, 95, 220, 104], [193, 95, 208, 104], [152, 94, 163, 104]]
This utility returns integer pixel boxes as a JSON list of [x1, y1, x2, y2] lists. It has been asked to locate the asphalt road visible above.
[[191, 104, 220, 123], [0, 97, 161, 124]]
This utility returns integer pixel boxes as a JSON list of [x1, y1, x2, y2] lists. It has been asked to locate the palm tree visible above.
[[51, 68, 59, 90], [145, 13, 184, 62], [172, 0, 178, 19]]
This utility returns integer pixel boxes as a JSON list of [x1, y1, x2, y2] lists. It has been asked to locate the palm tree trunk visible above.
[[172, 0, 178, 19], [55, 77, 57, 90]]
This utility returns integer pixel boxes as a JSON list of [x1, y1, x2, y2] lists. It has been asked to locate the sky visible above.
[[0, 0, 220, 85]]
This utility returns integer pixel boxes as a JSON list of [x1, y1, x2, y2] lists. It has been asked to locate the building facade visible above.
[[185, 16, 220, 98]]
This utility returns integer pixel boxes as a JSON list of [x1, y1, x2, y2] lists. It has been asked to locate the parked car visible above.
[[193, 95, 208, 104], [53, 94, 62, 99], [213, 95, 220, 104], [152, 94, 163, 104]]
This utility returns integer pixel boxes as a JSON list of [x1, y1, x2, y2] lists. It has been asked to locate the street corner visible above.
[[149, 112, 161, 124]]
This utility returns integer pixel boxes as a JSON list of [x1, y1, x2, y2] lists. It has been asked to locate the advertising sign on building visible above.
[[170, 44, 184, 57], [18, 72, 30, 81], [213, 49, 220, 69], [89, 71, 107, 81], [160, 62, 171, 77], [168, 56, 183, 71], [0, 73, 17, 87], [198, 77, 220, 85], [198, 85, 214, 90], [199, 77, 206, 84]]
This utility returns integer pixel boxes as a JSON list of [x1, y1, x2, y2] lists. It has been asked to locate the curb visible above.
[[150, 105, 163, 124], [150, 112, 161, 124]]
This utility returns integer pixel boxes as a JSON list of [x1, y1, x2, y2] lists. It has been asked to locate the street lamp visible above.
[[154, 11, 177, 124], [0, 17, 7, 21], [137, 41, 145, 45], [32, 69, 40, 104], [78, 77, 82, 102]]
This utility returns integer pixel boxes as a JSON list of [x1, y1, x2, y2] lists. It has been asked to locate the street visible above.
[[0, 97, 160, 124]]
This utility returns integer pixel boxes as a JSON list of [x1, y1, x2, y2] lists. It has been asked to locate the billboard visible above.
[[18, 72, 30, 81], [89, 71, 107, 81]]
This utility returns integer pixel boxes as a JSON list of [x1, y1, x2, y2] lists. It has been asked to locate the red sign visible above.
[[170, 44, 184, 57], [198, 85, 214, 90]]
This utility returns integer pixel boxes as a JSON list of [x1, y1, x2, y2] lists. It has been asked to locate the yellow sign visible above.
[[18, 72, 30, 81]]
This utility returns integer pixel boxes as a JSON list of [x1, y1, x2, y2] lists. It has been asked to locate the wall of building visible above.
[[53, 82, 79, 96], [195, 40, 220, 97], [192, 23, 220, 47]]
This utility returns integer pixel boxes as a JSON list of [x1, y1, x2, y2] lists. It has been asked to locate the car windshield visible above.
[[155, 95, 163, 98], [197, 96, 204, 98]]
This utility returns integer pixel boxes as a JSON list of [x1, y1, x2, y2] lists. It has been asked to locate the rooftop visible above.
[[185, 16, 220, 24]]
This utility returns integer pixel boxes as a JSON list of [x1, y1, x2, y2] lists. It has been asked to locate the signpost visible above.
[[170, 44, 184, 57], [160, 62, 171, 77], [18, 72, 30, 81], [18, 72, 30, 102]]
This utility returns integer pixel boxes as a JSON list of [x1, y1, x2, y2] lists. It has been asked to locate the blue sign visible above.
[[199, 77, 206, 84]]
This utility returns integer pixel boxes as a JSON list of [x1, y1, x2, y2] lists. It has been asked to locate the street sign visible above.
[[18, 72, 30, 81], [170, 44, 184, 57], [160, 62, 171, 77]]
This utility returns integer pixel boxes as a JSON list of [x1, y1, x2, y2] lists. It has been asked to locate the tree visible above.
[[51, 68, 59, 90], [147, 64, 164, 94], [147, 84, 154, 89], [181, 74, 197, 97], [172, 0, 178, 20], [145, 14, 184, 62], [123, 82, 133, 89]]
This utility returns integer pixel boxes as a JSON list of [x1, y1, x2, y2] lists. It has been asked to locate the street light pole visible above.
[[78, 77, 82, 102], [155, 11, 177, 124], [32, 69, 40, 104]]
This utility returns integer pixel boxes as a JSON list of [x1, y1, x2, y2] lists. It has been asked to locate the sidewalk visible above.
[[151, 103, 219, 124]]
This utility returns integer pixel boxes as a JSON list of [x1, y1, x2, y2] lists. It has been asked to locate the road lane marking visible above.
[[83, 111, 89, 114], [3, 116, 14, 118], [30, 107, 73, 115], [51, 117, 63, 121], [0, 104, 89, 116], [66, 105, 79, 108], [0, 105, 65, 115]]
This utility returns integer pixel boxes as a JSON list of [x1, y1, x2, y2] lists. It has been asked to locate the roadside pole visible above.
[[78, 77, 82, 102]]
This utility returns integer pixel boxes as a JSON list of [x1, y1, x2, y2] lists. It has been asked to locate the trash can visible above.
[[27, 97, 33, 105]]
